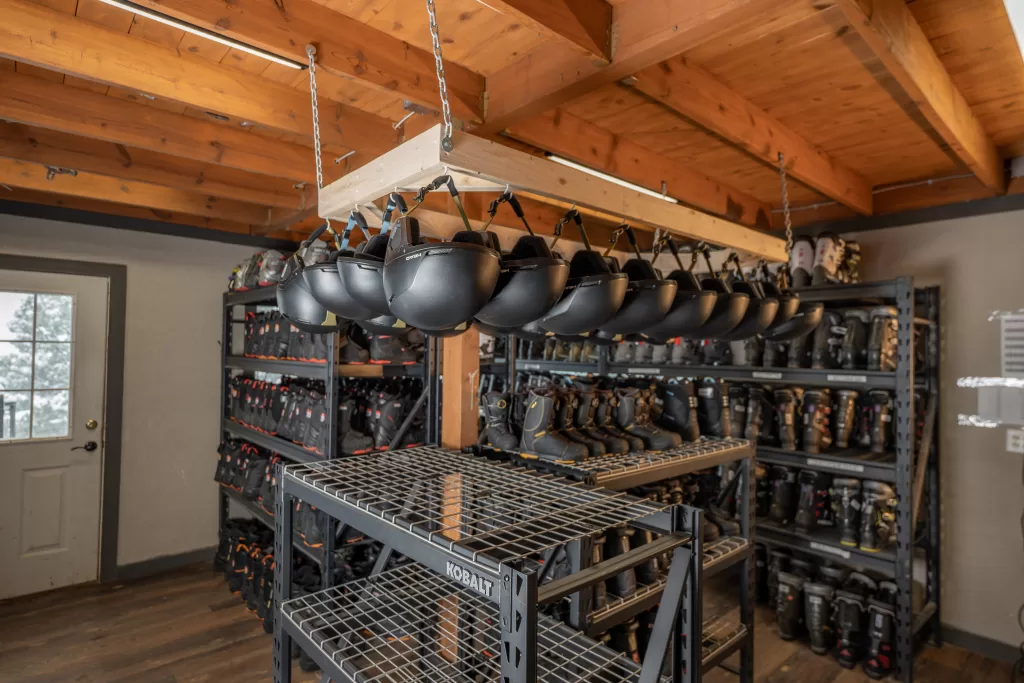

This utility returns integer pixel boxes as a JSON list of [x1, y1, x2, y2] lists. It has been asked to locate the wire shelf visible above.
[[283, 446, 669, 570], [701, 617, 747, 668], [281, 563, 653, 683]]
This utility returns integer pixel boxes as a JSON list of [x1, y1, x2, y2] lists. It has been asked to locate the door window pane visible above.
[[34, 343, 72, 390], [0, 292, 35, 341], [32, 391, 70, 439], [35, 295, 74, 342], [0, 391, 31, 441], [0, 342, 33, 390]]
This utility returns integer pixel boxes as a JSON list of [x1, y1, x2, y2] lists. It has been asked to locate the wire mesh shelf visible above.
[[281, 563, 655, 683], [701, 617, 747, 668], [283, 446, 670, 570]]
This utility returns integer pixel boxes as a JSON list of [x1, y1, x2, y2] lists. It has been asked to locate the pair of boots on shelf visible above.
[[631, 469, 741, 542]]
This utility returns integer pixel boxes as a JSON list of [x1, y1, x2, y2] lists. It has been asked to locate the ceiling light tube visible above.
[[545, 154, 680, 204], [95, 0, 305, 70]]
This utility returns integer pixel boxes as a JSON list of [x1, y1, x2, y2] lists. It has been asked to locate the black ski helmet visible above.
[[303, 212, 376, 321], [640, 238, 716, 342], [680, 244, 749, 340], [276, 224, 343, 333], [595, 225, 677, 339], [720, 254, 779, 340], [336, 194, 404, 318]]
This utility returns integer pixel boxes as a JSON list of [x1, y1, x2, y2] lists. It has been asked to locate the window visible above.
[[0, 291, 74, 442]]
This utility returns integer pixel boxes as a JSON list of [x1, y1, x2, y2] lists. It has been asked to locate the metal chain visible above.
[[424, 0, 454, 151], [778, 152, 794, 255], [306, 45, 334, 236]]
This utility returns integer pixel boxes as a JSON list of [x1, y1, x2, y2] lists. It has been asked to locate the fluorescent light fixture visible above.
[[545, 154, 680, 204], [95, 0, 305, 70], [1005, 0, 1024, 60]]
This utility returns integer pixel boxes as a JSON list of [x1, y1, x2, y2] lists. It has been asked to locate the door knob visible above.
[[71, 441, 98, 452]]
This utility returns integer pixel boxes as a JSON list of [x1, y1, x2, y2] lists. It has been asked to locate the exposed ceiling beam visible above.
[[0, 70, 316, 183], [477, 0, 775, 135], [0, 157, 272, 224], [504, 109, 772, 228], [630, 56, 874, 215], [0, 0, 398, 162], [132, 0, 485, 122], [837, 0, 1006, 194], [0, 121, 307, 209], [485, 0, 612, 61]]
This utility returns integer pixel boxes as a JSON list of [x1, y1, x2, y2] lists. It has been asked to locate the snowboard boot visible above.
[[338, 334, 370, 364], [841, 309, 871, 369], [834, 573, 877, 669], [812, 232, 843, 286], [754, 464, 771, 518], [790, 235, 815, 288], [767, 548, 791, 607], [595, 389, 645, 452], [373, 395, 404, 450], [802, 389, 832, 455], [696, 379, 731, 438], [776, 571, 806, 640], [369, 334, 419, 365], [702, 338, 732, 366], [339, 399, 374, 455], [554, 390, 607, 457], [730, 336, 763, 367], [794, 470, 833, 534], [482, 392, 520, 451], [863, 581, 898, 679], [654, 381, 700, 442], [604, 525, 638, 599], [773, 388, 799, 450], [811, 311, 845, 369], [831, 478, 862, 547], [697, 471, 742, 537], [867, 390, 893, 454], [804, 581, 837, 655], [519, 391, 588, 463], [573, 381, 629, 455], [728, 384, 748, 441], [754, 543, 769, 604], [867, 306, 899, 372], [768, 465, 798, 525], [859, 481, 897, 553], [615, 387, 681, 451], [832, 390, 859, 448], [787, 331, 812, 368], [763, 340, 789, 368]]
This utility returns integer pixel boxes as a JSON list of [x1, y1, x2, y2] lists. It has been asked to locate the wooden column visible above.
[[441, 329, 481, 449]]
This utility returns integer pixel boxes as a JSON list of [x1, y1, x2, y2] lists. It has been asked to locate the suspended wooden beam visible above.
[[0, 71, 318, 183], [133, 0, 485, 121], [486, 0, 612, 61], [318, 125, 787, 261], [505, 109, 772, 229], [477, 0, 776, 134], [0, 0, 398, 161], [630, 56, 874, 215], [837, 0, 1006, 193]]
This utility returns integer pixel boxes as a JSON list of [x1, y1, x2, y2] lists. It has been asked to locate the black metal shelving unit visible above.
[[272, 446, 706, 683], [222, 487, 324, 566]]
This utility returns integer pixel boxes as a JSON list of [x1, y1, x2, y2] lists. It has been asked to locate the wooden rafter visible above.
[[630, 57, 874, 215], [0, 0, 398, 161], [477, 0, 776, 134], [837, 0, 1006, 193], [505, 109, 772, 228], [132, 0, 485, 122], [485, 0, 612, 61]]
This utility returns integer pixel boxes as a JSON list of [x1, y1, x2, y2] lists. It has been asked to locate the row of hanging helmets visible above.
[[277, 174, 823, 344]]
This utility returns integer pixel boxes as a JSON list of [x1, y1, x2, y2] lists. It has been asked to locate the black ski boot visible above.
[[754, 464, 771, 518], [802, 389, 832, 455], [768, 465, 798, 526], [867, 306, 899, 371], [604, 525, 637, 599], [794, 470, 833, 534], [763, 340, 788, 368], [609, 619, 642, 664], [596, 389, 645, 451], [670, 338, 701, 365], [863, 581, 898, 679], [789, 556, 817, 580], [867, 390, 893, 454], [654, 380, 700, 442], [696, 379, 731, 438], [555, 389, 607, 457], [859, 481, 897, 553], [339, 399, 374, 455], [754, 543, 769, 603], [369, 334, 419, 365], [615, 387, 681, 451], [804, 580, 837, 655], [728, 384, 748, 441], [811, 311, 845, 369], [776, 571, 806, 640], [519, 390, 588, 462], [702, 339, 732, 366], [767, 548, 791, 607], [832, 389, 859, 448], [574, 382, 629, 454], [630, 518, 661, 585], [338, 332, 370, 364], [729, 337, 763, 367], [773, 388, 799, 450], [696, 470, 741, 537], [591, 534, 607, 610], [841, 309, 871, 369], [373, 395, 404, 450], [787, 331, 812, 368], [482, 392, 519, 450], [833, 573, 877, 669], [831, 478, 862, 547]]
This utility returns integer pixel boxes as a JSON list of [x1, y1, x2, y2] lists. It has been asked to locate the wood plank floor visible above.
[[0, 563, 1011, 683]]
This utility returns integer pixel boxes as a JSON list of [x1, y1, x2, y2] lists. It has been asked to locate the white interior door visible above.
[[0, 269, 109, 599]]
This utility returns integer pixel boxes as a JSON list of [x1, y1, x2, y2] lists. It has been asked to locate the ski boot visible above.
[[832, 389, 859, 448], [482, 392, 520, 451], [729, 336, 763, 367], [812, 232, 843, 286], [790, 235, 815, 288], [831, 477, 862, 547], [773, 388, 799, 450], [696, 470, 741, 537], [519, 390, 588, 463], [763, 340, 788, 368], [804, 580, 837, 655], [654, 380, 700, 442], [863, 581, 898, 679], [768, 465, 798, 525], [702, 338, 732, 366], [728, 384, 748, 441], [776, 571, 806, 640], [787, 331, 812, 368], [867, 390, 893, 454], [811, 311, 845, 369], [754, 463, 771, 518], [867, 306, 899, 372], [754, 543, 769, 604], [834, 573, 878, 669], [613, 341, 635, 364], [767, 548, 791, 607], [604, 525, 638, 599], [794, 470, 833, 534], [696, 378, 731, 438], [802, 389, 832, 455], [859, 481, 897, 553], [671, 338, 701, 365], [841, 309, 871, 369], [591, 534, 608, 610], [615, 387, 682, 451]]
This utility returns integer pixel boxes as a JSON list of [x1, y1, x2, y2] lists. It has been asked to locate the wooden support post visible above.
[[441, 329, 481, 450]]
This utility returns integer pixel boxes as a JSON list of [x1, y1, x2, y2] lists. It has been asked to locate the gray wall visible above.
[[851, 211, 1024, 648], [1, 215, 253, 565]]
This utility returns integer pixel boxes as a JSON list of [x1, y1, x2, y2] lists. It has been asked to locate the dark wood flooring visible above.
[[0, 564, 1010, 683]]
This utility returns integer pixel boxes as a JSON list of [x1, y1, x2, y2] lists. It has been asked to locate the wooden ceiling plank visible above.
[[0, 70, 316, 182], [486, 0, 612, 61], [0, 122, 305, 210], [630, 56, 874, 215], [0, 157, 273, 224], [838, 0, 1006, 193], [0, 0, 398, 161], [132, 0, 485, 121], [477, 0, 777, 134], [504, 108, 772, 229]]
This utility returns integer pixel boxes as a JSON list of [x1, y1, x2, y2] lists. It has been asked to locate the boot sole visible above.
[[519, 450, 583, 465], [369, 360, 418, 365]]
